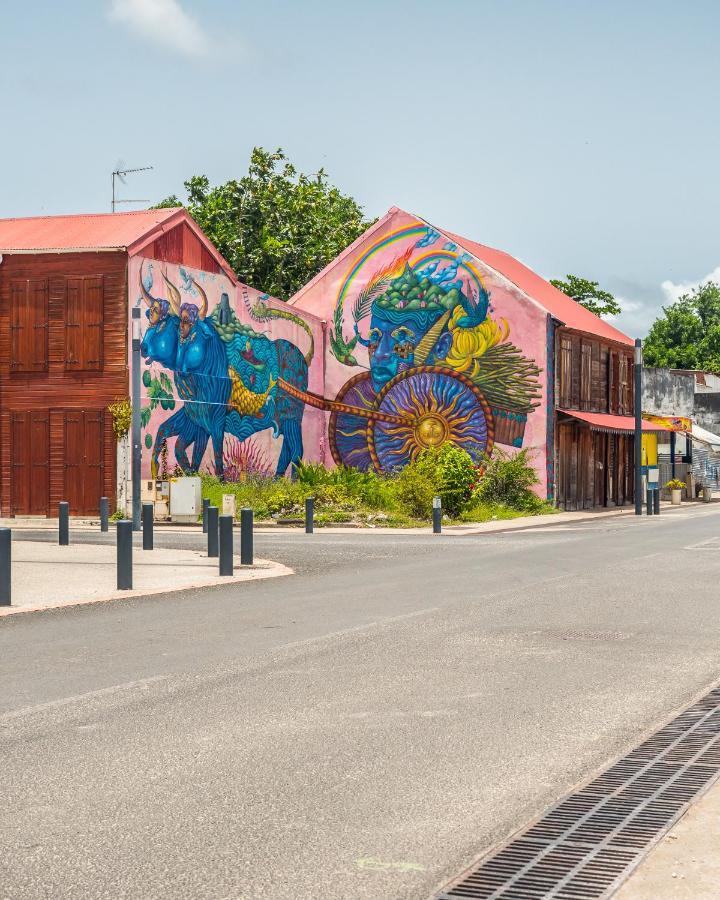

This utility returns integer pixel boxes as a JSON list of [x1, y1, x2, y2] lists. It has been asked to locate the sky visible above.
[[1, 0, 719, 337]]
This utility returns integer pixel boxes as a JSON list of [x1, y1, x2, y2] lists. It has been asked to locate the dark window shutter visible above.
[[10, 280, 27, 371], [65, 275, 104, 370], [83, 275, 104, 370], [570, 336, 581, 408], [580, 342, 592, 410], [11, 279, 48, 372], [66, 277, 82, 369], [30, 279, 48, 370]]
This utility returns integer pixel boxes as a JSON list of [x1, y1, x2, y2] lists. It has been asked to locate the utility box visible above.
[[170, 476, 202, 523], [222, 494, 237, 518]]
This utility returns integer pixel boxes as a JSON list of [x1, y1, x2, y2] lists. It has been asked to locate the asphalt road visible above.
[[2, 508, 720, 899]]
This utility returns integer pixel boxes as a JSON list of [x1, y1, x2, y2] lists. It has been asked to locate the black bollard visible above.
[[142, 502, 154, 550], [100, 496, 109, 533], [0, 528, 10, 607], [432, 496, 442, 534], [646, 487, 653, 516], [219, 515, 234, 576], [207, 506, 219, 558], [59, 501, 69, 545], [240, 507, 253, 565], [116, 520, 133, 590], [202, 498, 210, 534], [305, 496, 314, 534], [653, 488, 660, 515]]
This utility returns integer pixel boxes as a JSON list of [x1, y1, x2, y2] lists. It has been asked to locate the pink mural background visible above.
[[129, 208, 549, 495]]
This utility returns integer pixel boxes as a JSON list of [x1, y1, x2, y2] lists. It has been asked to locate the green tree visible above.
[[643, 281, 720, 372], [549, 274, 621, 317], [155, 147, 374, 300]]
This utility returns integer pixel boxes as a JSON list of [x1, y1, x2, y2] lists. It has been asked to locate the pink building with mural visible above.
[[133, 205, 635, 509], [135, 206, 551, 494]]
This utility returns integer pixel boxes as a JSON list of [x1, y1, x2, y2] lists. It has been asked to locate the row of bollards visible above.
[[0, 498, 261, 609]]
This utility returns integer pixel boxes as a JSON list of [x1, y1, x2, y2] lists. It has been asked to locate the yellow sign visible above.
[[641, 434, 658, 467], [642, 413, 691, 432]]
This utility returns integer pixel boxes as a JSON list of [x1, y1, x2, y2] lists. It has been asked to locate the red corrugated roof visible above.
[[559, 410, 669, 433], [0, 208, 181, 252], [446, 231, 634, 347]]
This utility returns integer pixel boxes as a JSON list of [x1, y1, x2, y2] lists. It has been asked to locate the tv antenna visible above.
[[111, 164, 154, 212]]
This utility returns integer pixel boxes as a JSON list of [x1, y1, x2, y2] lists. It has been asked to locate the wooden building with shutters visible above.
[[0, 208, 235, 516]]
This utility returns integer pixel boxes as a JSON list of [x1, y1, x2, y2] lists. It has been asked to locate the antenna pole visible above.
[[111, 165, 153, 212]]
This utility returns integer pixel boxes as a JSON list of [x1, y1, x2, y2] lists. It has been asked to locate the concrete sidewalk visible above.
[[617, 774, 720, 898], [0, 541, 291, 617], [0, 500, 712, 537]]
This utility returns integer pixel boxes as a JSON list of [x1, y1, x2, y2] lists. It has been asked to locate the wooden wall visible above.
[[556, 328, 634, 416], [141, 223, 222, 274], [557, 421, 634, 511], [0, 252, 128, 515]]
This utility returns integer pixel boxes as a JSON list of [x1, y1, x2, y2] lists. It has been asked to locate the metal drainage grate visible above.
[[437, 686, 720, 899]]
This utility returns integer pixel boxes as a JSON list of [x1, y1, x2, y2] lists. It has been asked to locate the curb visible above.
[[0, 557, 293, 619]]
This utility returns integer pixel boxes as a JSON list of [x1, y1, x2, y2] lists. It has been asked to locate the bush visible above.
[[472, 447, 542, 511], [393, 463, 437, 519], [392, 443, 476, 518]]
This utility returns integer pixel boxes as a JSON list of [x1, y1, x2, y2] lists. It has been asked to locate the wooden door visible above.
[[63, 410, 104, 515], [557, 422, 579, 511], [11, 411, 49, 515], [593, 431, 607, 507], [578, 427, 595, 509]]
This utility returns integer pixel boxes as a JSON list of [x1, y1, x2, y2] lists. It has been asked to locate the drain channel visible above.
[[437, 686, 720, 899]]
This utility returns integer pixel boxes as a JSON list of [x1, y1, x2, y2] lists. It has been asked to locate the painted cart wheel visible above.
[[367, 366, 494, 474], [328, 372, 376, 471]]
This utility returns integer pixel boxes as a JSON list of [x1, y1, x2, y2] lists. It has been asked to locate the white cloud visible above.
[[109, 0, 210, 57], [661, 267, 720, 304]]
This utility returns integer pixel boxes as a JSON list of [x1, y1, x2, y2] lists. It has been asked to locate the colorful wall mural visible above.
[[130, 258, 325, 480], [133, 209, 550, 493], [291, 209, 549, 492]]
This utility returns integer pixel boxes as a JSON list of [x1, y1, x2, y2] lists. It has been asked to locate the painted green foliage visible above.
[[140, 369, 175, 430]]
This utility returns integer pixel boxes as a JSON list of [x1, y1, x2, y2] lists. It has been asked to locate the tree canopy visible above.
[[549, 274, 621, 317], [155, 147, 374, 301], [643, 281, 720, 372]]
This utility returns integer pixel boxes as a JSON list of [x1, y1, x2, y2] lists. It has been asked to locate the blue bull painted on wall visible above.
[[138, 265, 308, 479]]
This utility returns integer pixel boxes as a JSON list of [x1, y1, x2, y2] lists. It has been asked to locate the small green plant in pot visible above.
[[665, 479, 686, 505]]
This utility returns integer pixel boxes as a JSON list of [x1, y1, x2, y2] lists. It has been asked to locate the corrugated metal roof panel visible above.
[[0, 208, 180, 252]]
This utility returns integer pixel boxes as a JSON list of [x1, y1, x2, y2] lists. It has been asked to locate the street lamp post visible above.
[[131, 308, 142, 531], [634, 338, 643, 516]]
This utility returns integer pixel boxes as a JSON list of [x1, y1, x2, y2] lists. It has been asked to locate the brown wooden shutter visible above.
[[580, 342, 592, 410], [558, 336, 573, 407], [570, 336, 581, 408], [64, 411, 84, 515], [29, 412, 49, 514], [83, 275, 104, 370], [83, 410, 104, 508], [599, 347, 609, 412], [65, 276, 104, 370], [30, 279, 49, 370], [10, 279, 48, 372], [10, 281, 27, 372], [609, 352, 619, 414], [65, 277, 82, 369], [11, 413, 29, 514]]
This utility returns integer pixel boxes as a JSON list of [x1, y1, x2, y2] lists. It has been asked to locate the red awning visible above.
[[558, 410, 670, 434]]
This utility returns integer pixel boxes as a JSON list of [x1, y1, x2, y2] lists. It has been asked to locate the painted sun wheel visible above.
[[328, 372, 377, 471], [367, 367, 494, 473]]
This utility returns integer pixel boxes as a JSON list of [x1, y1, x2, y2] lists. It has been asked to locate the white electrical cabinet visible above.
[[169, 477, 202, 523]]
